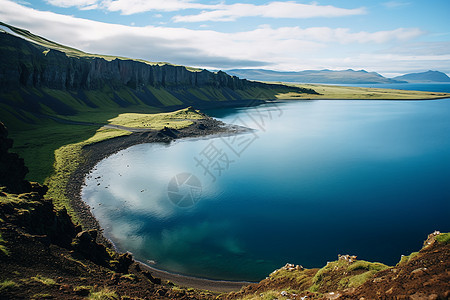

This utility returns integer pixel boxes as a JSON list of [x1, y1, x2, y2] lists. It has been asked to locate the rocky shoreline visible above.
[[64, 115, 253, 291]]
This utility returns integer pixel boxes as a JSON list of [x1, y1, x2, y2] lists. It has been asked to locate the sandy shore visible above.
[[65, 116, 255, 292]]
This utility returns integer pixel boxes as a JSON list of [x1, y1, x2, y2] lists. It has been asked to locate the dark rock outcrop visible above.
[[115, 252, 134, 274], [71, 230, 112, 267], [0, 122, 31, 193], [1, 191, 78, 248], [158, 126, 179, 138], [143, 270, 162, 284]]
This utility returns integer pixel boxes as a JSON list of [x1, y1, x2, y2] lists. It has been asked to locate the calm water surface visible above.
[[82, 98, 450, 281]]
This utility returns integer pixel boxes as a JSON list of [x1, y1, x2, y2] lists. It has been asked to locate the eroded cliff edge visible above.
[[0, 31, 258, 91]]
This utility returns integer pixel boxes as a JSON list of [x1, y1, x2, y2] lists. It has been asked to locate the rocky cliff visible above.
[[0, 25, 316, 128], [0, 31, 269, 91]]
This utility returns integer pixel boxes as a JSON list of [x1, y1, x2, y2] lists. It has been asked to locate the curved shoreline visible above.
[[65, 117, 255, 292]]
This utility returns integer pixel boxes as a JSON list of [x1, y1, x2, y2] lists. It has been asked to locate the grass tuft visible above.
[[347, 261, 389, 272], [88, 287, 119, 300], [310, 259, 389, 292], [240, 290, 294, 300], [435, 233, 450, 244], [31, 293, 53, 299], [0, 233, 9, 256], [0, 280, 17, 292], [397, 252, 419, 266], [31, 275, 57, 286]]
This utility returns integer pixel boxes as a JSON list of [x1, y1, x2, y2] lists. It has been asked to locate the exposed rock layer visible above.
[[0, 32, 267, 91]]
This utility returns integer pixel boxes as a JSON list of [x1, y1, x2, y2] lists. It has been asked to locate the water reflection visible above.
[[83, 99, 450, 281]]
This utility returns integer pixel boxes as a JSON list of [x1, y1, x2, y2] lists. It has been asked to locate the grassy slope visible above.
[[276, 83, 450, 100], [109, 107, 204, 130], [46, 127, 131, 219], [9, 121, 100, 183], [1, 85, 288, 129]]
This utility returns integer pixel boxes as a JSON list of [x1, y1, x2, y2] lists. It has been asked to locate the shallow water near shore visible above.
[[82, 99, 450, 281]]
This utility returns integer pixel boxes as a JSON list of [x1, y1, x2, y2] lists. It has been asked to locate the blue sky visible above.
[[1, 0, 449, 76]]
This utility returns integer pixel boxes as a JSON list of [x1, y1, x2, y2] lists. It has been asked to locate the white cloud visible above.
[[79, 3, 98, 10], [172, 2, 366, 23], [45, 0, 98, 8], [0, 0, 445, 74], [105, 0, 208, 14], [44, 0, 206, 12], [43, 0, 366, 20], [233, 26, 423, 45]]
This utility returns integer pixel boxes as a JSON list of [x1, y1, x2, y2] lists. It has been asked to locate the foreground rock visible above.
[[0, 122, 30, 193]]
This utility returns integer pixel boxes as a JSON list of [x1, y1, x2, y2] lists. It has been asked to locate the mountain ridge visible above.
[[226, 68, 406, 84], [393, 70, 450, 83]]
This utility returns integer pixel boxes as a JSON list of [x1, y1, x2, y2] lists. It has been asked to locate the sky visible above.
[[1, 0, 449, 76]]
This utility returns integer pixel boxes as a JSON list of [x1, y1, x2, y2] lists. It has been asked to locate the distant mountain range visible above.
[[226, 69, 405, 84], [226, 69, 450, 84], [393, 70, 450, 83]]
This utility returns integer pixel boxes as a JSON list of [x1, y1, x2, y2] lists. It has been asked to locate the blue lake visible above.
[[82, 98, 450, 281]]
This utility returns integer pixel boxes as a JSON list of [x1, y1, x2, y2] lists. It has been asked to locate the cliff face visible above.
[[0, 32, 254, 91]]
